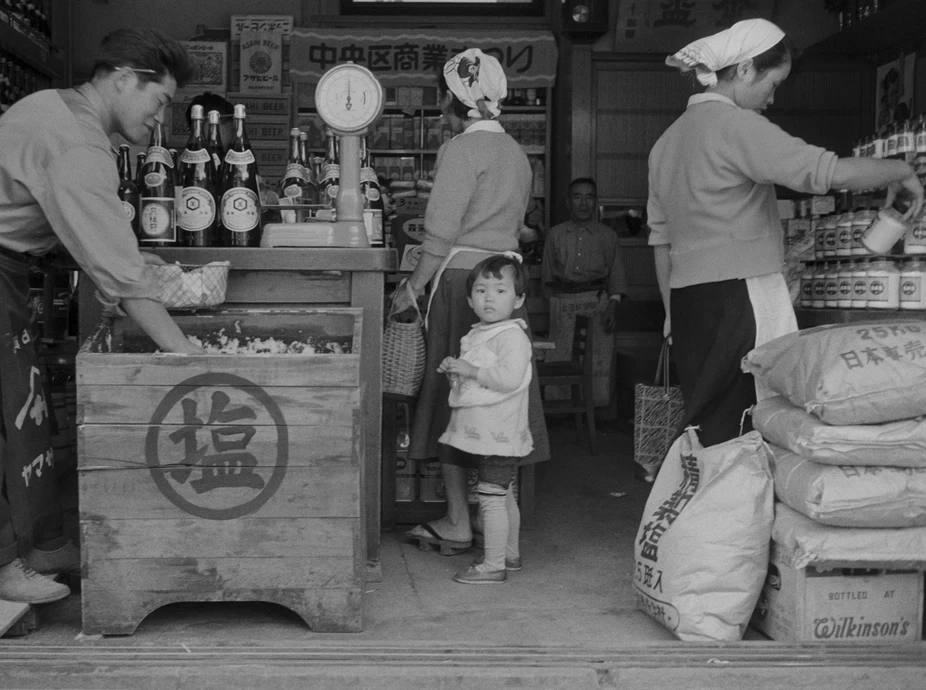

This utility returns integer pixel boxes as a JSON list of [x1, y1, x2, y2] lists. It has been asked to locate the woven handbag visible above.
[[633, 339, 685, 476], [382, 281, 426, 397]]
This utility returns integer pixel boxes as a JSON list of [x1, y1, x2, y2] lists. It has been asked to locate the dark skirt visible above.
[[670, 278, 757, 448], [408, 267, 550, 466]]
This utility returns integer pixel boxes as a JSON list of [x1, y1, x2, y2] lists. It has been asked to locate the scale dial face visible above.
[[315, 63, 384, 134]]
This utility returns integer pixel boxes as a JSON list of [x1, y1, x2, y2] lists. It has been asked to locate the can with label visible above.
[[824, 261, 840, 309], [851, 260, 869, 309], [900, 258, 926, 310], [800, 263, 815, 309], [811, 262, 827, 309], [851, 209, 876, 256], [866, 258, 901, 310], [835, 211, 854, 256], [836, 261, 853, 309]]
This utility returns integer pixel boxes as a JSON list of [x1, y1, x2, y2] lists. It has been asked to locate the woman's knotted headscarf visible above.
[[666, 18, 786, 88], [443, 48, 507, 120]]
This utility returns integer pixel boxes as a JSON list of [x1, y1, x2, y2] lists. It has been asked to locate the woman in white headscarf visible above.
[[391, 49, 549, 554], [648, 19, 923, 455]]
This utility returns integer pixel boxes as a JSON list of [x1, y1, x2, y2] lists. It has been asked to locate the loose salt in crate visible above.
[[76, 307, 364, 634]]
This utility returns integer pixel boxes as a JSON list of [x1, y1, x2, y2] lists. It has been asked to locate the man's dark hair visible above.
[[466, 255, 529, 297], [185, 92, 233, 126], [92, 28, 194, 88], [568, 177, 597, 196]]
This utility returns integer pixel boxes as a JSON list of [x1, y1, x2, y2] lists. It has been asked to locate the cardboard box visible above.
[[751, 545, 924, 643]]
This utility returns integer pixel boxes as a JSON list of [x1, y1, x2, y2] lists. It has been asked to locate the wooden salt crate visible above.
[[76, 307, 364, 634]]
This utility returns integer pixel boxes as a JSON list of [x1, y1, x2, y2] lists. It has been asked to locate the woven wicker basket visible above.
[[382, 283, 425, 397], [633, 340, 684, 473], [152, 261, 230, 310]]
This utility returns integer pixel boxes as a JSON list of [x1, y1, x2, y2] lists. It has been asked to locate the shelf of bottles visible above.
[[0, 0, 61, 81], [0, 48, 49, 114], [120, 101, 385, 249]]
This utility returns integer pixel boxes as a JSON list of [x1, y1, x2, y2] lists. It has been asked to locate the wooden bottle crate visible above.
[[76, 308, 364, 634]]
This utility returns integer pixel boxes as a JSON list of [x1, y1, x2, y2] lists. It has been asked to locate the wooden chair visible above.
[[536, 314, 597, 454]]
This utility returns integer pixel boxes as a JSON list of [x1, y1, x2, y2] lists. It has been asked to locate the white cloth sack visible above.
[[633, 429, 774, 642], [754, 396, 926, 468], [773, 501, 926, 570], [743, 321, 926, 425], [768, 443, 926, 528]]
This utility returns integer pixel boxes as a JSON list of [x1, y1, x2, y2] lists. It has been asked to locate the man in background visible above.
[[541, 177, 628, 408]]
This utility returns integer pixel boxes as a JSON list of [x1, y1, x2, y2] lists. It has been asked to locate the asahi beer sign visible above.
[[240, 30, 283, 95]]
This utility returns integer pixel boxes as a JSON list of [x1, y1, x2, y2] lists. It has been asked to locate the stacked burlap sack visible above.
[[743, 321, 926, 572]]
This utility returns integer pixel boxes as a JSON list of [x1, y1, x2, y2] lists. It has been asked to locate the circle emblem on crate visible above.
[[145, 373, 288, 520]]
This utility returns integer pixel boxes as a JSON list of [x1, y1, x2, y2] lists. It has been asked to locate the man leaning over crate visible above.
[[0, 29, 203, 604]]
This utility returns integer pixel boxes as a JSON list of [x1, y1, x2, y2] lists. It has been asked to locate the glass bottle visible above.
[[177, 104, 217, 247], [205, 109, 225, 178], [135, 152, 146, 190], [318, 127, 340, 211], [299, 130, 318, 196], [899, 119, 915, 163], [116, 144, 139, 238], [360, 136, 385, 247], [137, 121, 177, 247], [277, 127, 313, 222], [218, 104, 262, 247]]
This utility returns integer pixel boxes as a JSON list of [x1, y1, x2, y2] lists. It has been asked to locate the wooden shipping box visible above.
[[751, 544, 924, 643], [77, 307, 364, 635]]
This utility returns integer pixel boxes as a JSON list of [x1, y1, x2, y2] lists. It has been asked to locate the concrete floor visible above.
[[1, 422, 924, 688]]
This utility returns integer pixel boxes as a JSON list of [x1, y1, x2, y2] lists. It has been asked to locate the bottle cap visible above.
[[190, 104, 204, 119], [233, 103, 246, 118]]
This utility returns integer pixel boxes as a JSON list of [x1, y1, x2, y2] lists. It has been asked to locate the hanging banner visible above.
[[290, 29, 557, 88], [240, 30, 284, 94], [614, 0, 775, 53]]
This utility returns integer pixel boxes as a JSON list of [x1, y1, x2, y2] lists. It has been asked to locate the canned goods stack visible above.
[[799, 257, 926, 311]]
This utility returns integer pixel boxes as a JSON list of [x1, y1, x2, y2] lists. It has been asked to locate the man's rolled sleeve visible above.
[[36, 146, 160, 302]]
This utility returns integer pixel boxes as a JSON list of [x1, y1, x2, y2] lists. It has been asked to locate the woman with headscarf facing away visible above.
[[648, 19, 924, 451], [391, 49, 550, 554]]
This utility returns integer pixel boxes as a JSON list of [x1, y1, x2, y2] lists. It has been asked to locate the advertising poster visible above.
[[240, 30, 284, 94]]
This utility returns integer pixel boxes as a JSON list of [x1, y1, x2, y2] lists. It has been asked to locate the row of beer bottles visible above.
[[119, 103, 263, 248], [119, 112, 385, 247], [279, 126, 384, 246]]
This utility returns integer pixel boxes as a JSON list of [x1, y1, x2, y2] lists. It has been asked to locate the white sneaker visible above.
[[0, 558, 70, 604]]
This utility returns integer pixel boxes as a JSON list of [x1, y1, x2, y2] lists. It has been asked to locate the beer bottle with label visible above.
[[277, 127, 313, 222], [218, 104, 262, 247], [299, 130, 318, 199], [177, 104, 217, 247], [318, 128, 340, 211], [117, 144, 139, 238], [135, 152, 146, 189], [360, 136, 384, 247], [205, 109, 225, 178], [138, 121, 177, 247]]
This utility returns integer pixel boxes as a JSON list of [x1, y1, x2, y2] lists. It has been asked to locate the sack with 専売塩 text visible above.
[[633, 429, 774, 642], [742, 321, 926, 425]]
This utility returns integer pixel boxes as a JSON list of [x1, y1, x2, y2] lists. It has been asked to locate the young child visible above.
[[437, 254, 534, 584]]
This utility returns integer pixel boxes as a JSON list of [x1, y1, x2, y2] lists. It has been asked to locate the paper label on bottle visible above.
[[916, 133, 926, 154], [364, 187, 381, 202], [899, 132, 915, 154], [283, 183, 304, 198], [361, 167, 377, 184], [180, 148, 211, 165], [145, 146, 173, 168], [144, 172, 166, 187], [326, 184, 340, 200], [285, 163, 305, 180], [121, 200, 136, 222], [139, 197, 176, 242], [224, 149, 256, 165], [363, 208, 384, 244], [323, 164, 340, 183], [178, 186, 216, 231], [221, 187, 260, 232]]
